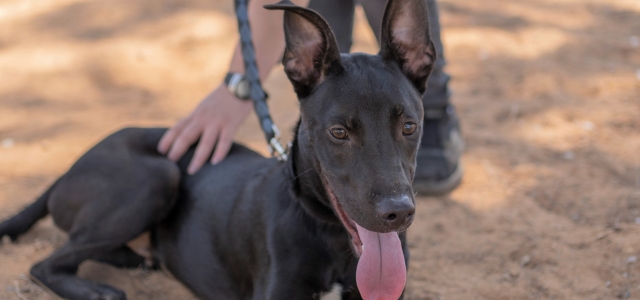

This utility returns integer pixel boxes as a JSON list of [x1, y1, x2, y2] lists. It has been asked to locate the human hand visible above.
[[158, 86, 253, 175]]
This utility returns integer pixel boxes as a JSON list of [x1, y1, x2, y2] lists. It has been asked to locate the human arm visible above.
[[157, 0, 308, 175]]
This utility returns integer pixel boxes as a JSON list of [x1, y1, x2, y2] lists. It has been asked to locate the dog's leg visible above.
[[31, 243, 128, 300], [339, 260, 362, 300], [92, 246, 151, 270], [31, 195, 174, 299], [30, 210, 168, 300], [31, 215, 156, 300], [263, 259, 337, 300]]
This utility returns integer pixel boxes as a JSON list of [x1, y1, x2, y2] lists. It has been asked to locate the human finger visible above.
[[187, 125, 219, 175], [167, 121, 204, 162], [158, 118, 189, 154], [211, 128, 234, 165]]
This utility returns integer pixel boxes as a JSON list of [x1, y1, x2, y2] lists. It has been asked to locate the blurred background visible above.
[[0, 0, 639, 299]]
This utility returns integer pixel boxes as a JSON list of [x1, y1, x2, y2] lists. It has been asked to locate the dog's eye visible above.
[[330, 128, 348, 139], [402, 123, 417, 136]]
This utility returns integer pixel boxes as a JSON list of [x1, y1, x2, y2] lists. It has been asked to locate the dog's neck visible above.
[[287, 121, 341, 225]]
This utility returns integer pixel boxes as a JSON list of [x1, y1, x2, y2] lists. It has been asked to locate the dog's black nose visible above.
[[376, 195, 415, 229]]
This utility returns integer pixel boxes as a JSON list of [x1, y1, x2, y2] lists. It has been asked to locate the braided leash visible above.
[[233, 0, 288, 161]]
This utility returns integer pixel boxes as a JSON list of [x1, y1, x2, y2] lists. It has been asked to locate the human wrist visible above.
[[222, 72, 269, 101], [224, 72, 251, 100]]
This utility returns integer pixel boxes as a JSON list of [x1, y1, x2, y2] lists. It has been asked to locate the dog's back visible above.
[[0, 127, 179, 240]]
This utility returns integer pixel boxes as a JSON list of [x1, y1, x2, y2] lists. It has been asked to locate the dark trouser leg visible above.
[[412, 0, 463, 195], [308, 0, 355, 54], [92, 246, 148, 269], [358, 0, 450, 107], [421, 0, 451, 107]]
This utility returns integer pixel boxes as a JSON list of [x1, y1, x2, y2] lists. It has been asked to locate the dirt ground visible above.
[[0, 0, 639, 299]]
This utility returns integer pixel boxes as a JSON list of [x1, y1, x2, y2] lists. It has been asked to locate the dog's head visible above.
[[267, 0, 434, 239], [266, 0, 435, 296], [266, 1, 434, 295], [267, 0, 434, 232]]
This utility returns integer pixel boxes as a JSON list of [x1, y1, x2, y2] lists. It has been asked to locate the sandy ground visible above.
[[0, 0, 639, 299]]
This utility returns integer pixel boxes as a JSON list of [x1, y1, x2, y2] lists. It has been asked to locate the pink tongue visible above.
[[355, 224, 406, 300]]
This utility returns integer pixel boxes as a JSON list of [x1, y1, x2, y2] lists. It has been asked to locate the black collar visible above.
[[286, 138, 341, 225]]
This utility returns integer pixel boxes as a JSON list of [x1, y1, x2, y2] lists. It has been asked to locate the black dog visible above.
[[0, 0, 435, 299]]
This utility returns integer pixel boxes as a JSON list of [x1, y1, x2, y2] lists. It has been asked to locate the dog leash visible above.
[[233, 0, 288, 161]]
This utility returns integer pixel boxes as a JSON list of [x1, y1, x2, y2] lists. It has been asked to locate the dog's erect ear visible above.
[[379, 0, 436, 94], [265, 1, 343, 98]]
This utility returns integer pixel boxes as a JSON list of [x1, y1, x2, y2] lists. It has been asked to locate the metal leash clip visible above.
[[268, 125, 288, 162]]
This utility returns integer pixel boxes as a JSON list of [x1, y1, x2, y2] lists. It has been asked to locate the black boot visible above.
[[414, 103, 464, 196]]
